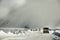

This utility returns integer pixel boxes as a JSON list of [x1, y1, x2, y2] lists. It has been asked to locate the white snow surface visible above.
[[0, 30, 53, 40]]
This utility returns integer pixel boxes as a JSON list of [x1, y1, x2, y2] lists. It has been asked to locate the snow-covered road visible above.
[[0, 30, 53, 40]]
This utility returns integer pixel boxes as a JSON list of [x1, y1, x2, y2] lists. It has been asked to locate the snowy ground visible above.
[[0, 30, 53, 40]]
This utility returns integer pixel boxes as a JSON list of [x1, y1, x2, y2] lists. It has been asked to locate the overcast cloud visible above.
[[0, 0, 60, 28]]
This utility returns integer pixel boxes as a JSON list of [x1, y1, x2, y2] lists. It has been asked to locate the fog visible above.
[[0, 0, 60, 28]]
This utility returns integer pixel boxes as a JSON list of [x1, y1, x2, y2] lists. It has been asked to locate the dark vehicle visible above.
[[43, 27, 49, 33]]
